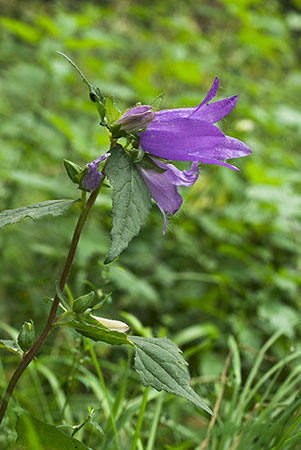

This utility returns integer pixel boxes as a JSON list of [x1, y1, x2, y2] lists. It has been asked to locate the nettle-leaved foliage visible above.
[[0, 53, 251, 447]]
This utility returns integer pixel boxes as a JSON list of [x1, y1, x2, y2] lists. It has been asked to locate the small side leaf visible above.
[[105, 96, 121, 124], [0, 339, 22, 356], [130, 336, 213, 415], [15, 413, 88, 450], [104, 145, 152, 264], [0, 199, 79, 230]]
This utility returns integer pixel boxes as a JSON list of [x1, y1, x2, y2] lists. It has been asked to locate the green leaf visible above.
[[0, 199, 79, 230], [105, 96, 121, 124], [130, 336, 213, 415], [104, 145, 152, 264], [0, 339, 22, 356], [72, 291, 95, 313], [14, 413, 88, 449], [60, 314, 131, 346]]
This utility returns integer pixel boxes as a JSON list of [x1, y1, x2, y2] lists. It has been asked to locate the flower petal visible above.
[[198, 76, 219, 107], [82, 153, 110, 190], [154, 160, 199, 187], [138, 159, 199, 233], [154, 78, 220, 122], [199, 158, 240, 171], [138, 164, 183, 215], [140, 118, 225, 161], [190, 95, 238, 123], [188, 136, 252, 162]]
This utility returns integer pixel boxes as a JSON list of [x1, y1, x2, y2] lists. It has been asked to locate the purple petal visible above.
[[199, 158, 240, 171], [155, 160, 199, 187], [138, 164, 183, 215], [140, 117, 225, 161], [138, 159, 199, 234], [213, 136, 252, 158], [155, 107, 194, 121], [188, 136, 252, 162], [189, 95, 238, 123], [83, 153, 110, 190], [154, 78, 220, 122], [198, 77, 219, 107]]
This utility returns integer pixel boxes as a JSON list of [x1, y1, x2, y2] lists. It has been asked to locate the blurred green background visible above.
[[0, 0, 300, 448]]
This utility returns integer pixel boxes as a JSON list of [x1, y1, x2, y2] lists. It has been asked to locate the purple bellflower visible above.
[[140, 77, 251, 171], [83, 77, 251, 232]]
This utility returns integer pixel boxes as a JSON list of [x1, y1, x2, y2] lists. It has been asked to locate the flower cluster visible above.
[[84, 78, 251, 232]]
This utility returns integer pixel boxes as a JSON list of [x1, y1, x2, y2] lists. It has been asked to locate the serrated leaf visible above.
[[0, 339, 22, 356], [104, 145, 152, 264], [105, 96, 121, 123], [130, 336, 213, 415], [15, 413, 88, 450], [0, 199, 79, 230], [61, 314, 131, 346]]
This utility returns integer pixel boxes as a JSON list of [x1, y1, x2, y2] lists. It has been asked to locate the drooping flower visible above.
[[114, 105, 155, 133], [82, 153, 110, 190], [137, 159, 199, 234], [140, 77, 251, 171]]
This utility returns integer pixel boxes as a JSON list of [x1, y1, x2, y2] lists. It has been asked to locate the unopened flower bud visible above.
[[114, 105, 155, 133], [91, 315, 129, 333], [18, 320, 35, 353], [82, 153, 110, 190], [73, 291, 95, 313]]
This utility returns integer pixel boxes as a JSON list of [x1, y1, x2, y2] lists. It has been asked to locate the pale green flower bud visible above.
[[17, 320, 35, 353]]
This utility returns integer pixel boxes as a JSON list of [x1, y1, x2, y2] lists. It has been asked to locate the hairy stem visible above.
[[0, 181, 103, 425]]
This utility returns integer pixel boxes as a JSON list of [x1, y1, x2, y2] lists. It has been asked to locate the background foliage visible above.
[[0, 0, 300, 448]]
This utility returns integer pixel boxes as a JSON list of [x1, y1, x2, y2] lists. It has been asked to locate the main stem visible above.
[[0, 183, 102, 425]]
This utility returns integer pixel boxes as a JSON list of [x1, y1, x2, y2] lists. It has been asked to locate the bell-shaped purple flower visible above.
[[137, 159, 199, 234], [140, 77, 251, 170], [114, 105, 155, 133], [82, 153, 110, 190]]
